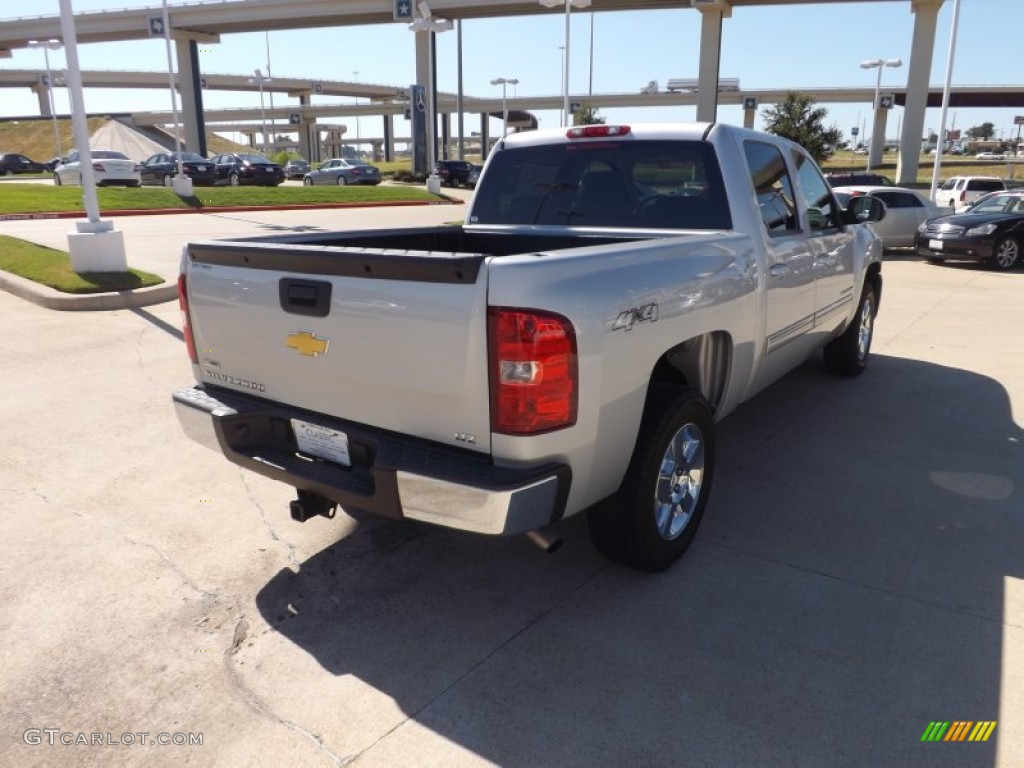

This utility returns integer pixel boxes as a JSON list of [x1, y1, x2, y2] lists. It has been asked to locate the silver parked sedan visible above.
[[833, 185, 950, 248], [54, 149, 141, 187], [303, 158, 381, 186]]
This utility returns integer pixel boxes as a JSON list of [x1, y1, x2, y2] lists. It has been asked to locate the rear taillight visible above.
[[959, 191, 966, 202], [178, 274, 198, 364], [92, 162, 104, 172], [488, 308, 577, 435]]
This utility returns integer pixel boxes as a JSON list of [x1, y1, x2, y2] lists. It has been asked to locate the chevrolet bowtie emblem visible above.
[[286, 331, 329, 357]]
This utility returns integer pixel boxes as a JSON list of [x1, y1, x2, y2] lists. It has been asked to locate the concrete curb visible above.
[[0, 196, 462, 223], [0, 269, 177, 311]]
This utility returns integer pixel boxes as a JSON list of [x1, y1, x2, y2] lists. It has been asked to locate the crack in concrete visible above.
[[222, 622, 350, 767], [69, 508, 222, 602], [240, 472, 302, 569]]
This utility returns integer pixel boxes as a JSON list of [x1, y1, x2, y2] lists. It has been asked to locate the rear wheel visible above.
[[229, 172, 241, 187], [303, 177, 313, 186], [989, 236, 1020, 271], [336, 175, 347, 186], [53, 173, 62, 186], [823, 282, 877, 377], [162, 173, 173, 187], [588, 386, 715, 572]]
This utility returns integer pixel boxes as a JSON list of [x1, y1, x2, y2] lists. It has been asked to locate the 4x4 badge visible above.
[[286, 331, 329, 357]]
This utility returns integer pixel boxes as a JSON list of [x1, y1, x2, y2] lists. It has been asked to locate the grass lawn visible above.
[[822, 150, 1024, 186], [0, 183, 443, 215], [0, 236, 164, 293]]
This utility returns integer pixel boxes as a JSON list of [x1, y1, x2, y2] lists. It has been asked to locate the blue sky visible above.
[[1, 0, 1022, 149]]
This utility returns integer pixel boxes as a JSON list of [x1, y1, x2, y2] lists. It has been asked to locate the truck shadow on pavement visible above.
[[254, 354, 1021, 766]]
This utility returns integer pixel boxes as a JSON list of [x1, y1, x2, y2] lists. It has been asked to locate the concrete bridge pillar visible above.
[[694, 1, 731, 123], [897, 0, 944, 184]]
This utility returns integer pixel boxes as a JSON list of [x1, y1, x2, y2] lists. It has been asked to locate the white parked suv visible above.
[[934, 176, 1006, 212]]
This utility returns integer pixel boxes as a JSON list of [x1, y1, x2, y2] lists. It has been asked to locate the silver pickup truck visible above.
[[174, 123, 885, 572]]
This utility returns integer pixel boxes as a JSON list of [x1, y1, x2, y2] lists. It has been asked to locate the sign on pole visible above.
[[147, 16, 164, 37], [1014, 115, 1024, 126], [742, 96, 758, 111], [411, 84, 427, 176], [289, 113, 301, 125], [878, 93, 894, 110], [394, 0, 414, 21]]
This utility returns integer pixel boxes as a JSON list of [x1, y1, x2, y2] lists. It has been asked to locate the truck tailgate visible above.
[[185, 241, 493, 453]]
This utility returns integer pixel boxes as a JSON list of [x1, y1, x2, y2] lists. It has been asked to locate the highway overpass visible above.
[[0, 0, 1008, 182]]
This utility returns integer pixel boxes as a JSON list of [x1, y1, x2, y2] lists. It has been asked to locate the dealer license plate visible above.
[[291, 419, 351, 466], [929, 239, 943, 251]]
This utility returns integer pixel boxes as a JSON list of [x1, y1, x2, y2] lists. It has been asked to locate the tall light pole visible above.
[[353, 70, 361, 152], [249, 69, 270, 153], [860, 57, 902, 171], [490, 77, 519, 137], [557, 46, 565, 125], [27, 39, 63, 160], [539, 0, 591, 127], [931, 0, 962, 201]]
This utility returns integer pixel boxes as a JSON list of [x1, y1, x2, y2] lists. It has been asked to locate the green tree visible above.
[[761, 91, 843, 164], [966, 122, 996, 140], [572, 103, 606, 126]]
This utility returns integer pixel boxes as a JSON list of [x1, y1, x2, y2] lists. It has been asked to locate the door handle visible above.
[[769, 263, 791, 278]]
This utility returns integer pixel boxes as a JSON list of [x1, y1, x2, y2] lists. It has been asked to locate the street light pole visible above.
[[490, 77, 519, 137], [250, 69, 269, 153], [539, 0, 591, 127], [27, 39, 63, 160], [860, 56, 902, 171], [557, 46, 565, 125]]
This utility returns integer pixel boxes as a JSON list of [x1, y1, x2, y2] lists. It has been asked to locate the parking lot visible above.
[[0, 206, 1021, 767]]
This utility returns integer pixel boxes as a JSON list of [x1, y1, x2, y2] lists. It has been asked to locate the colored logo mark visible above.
[[286, 331, 329, 358], [921, 721, 997, 742]]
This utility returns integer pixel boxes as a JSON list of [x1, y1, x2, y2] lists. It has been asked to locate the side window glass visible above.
[[743, 141, 799, 236], [795, 153, 841, 231]]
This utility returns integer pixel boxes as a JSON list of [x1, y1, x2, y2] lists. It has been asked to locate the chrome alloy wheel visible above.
[[654, 423, 705, 540], [994, 238, 1019, 269], [857, 291, 875, 361]]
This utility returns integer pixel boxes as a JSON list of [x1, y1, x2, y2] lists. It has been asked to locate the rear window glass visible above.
[[968, 179, 1005, 191], [469, 140, 731, 230]]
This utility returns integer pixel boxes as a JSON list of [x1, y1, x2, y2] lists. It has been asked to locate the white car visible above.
[[933, 175, 1005, 213], [54, 150, 141, 187], [833, 185, 950, 248], [975, 151, 1006, 161]]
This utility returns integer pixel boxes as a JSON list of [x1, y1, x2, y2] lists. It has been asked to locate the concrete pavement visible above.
[[0, 208, 1020, 767]]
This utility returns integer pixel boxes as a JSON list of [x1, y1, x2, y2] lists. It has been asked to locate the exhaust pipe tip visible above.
[[525, 527, 564, 554]]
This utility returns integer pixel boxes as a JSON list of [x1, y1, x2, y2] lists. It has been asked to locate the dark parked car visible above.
[[283, 159, 310, 180], [208, 153, 284, 187], [915, 190, 1024, 270], [433, 159, 475, 187], [139, 152, 217, 186], [0, 153, 48, 175], [466, 164, 482, 189], [824, 172, 894, 188], [302, 158, 381, 186]]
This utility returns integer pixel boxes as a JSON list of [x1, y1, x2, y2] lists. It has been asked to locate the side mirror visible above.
[[844, 195, 886, 225]]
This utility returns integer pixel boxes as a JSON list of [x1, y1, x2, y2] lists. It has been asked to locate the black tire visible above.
[[336, 175, 347, 186], [303, 177, 313, 186], [588, 385, 715, 572], [925, 256, 943, 265], [53, 173, 62, 186], [823, 282, 877, 377], [988, 236, 1020, 271], [229, 172, 241, 187], [162, 173, 173, 188]]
